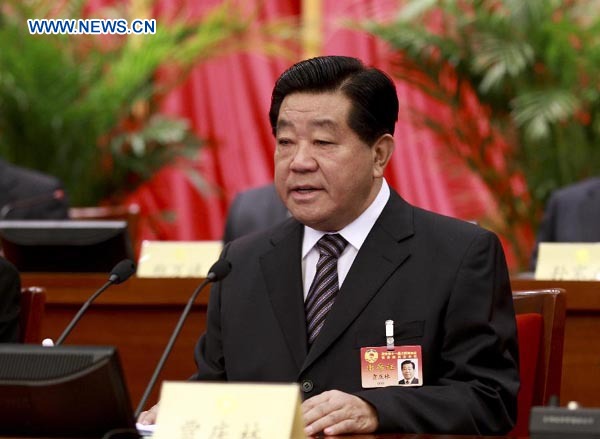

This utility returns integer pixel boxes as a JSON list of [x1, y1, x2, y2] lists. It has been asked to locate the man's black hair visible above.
[[269, 56, 398, 145], [401, 360, 415, 369]]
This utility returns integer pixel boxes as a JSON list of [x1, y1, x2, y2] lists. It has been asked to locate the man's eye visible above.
[[314, 140, 333, 146], [277, 138, 292, 146]]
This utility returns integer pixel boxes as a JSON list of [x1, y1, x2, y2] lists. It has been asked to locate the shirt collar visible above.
[[302, 179, 391, 257]]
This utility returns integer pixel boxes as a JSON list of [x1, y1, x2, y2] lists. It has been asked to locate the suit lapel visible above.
[[260, 220, 308, 370], [301, 191, 415, 372]]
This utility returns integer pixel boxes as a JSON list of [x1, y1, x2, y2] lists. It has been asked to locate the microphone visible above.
[[134, 258, 232, 419], [0, 189, 65, 219], [54, 259, 136, 346]]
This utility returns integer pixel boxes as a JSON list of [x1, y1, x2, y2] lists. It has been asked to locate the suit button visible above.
[[301, 380, 314, 393]]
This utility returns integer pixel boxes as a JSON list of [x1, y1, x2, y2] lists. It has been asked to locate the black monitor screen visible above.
[[0, 220, 134, 272], [0, 344, 136, 438]]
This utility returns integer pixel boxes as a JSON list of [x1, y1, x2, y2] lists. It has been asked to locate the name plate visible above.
[[137, 240, 222, 278], [535, 243, 600, 280], [153, 381, 306, 439]]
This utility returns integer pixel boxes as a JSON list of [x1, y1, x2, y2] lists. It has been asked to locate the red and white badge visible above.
[[360, 344, 423, 388]]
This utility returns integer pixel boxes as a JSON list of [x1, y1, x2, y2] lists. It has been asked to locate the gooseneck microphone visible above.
[[134, 258, 232, 419], [54, 259, 136, 346]]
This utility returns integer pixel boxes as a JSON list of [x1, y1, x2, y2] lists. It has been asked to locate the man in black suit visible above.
[[398, 360, 419, 385], [222, 183, 287, 243], [0, 256, 20, 343], [530, 177, 600, 270], [139, 56, 518, 435], [0, 159, 69, 219]]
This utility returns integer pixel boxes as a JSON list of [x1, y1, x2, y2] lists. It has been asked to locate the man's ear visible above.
[[372, 134, 395, 178]]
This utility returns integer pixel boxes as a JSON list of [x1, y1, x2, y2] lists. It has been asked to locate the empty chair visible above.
[[510, 288, 566, 437]]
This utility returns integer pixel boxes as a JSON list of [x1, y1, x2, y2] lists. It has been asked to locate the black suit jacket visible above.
[[398, 377, 419, 385], [195, 190, 519, 434], [530, 177, 600, 269], [0, 257, 21, 343], [223, 184, 288, 243], [0, 159, 69, 219]]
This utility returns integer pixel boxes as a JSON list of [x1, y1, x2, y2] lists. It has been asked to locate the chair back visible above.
[[19, 286, 46, 343], [511, 288, 566, 436]]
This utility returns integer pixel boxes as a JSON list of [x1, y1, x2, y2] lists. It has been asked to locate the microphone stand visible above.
[[54, 259, 135, 346], [55, 279, 115, 346], [134, 276, 214, 419]]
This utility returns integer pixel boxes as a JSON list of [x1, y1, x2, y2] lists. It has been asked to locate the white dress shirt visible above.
[[301, 179, 391, 299]]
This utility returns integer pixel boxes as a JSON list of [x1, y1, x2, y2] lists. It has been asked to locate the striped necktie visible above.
[[305, 233, 348, 345]]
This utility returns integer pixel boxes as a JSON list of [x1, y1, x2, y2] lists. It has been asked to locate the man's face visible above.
[[401, 363, 414, 381], [274, 91, 388, 232]]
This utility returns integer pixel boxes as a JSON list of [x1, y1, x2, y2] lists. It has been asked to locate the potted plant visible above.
[[0, 0, 292, 206], [362, 0, 600, 269]]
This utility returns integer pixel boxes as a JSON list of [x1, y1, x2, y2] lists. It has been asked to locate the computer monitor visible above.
[[0, 344, 136, 437], [0, 220, 134, 272]]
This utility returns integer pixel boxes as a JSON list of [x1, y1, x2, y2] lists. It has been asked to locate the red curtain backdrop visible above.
[[321, 0, 496, 219], [128, 0, 298, 242], [127, 0, 507, 264]]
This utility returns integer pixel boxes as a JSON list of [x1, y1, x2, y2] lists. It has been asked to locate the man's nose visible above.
[[289, 143, 318, 172]]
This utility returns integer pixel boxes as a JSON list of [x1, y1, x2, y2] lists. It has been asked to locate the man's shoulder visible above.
[[237, 184, 278, 199], [374, 190, 496, 256], [2, 161, 63, 193], [402, 198, 487, 241], [232, 184, 281, 209], [225, 217, 300, 254], [387, 189, 482, 230], [552, 177, 600, 203]]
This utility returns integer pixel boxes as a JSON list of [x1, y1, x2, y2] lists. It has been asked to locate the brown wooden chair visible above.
[[19, 286, 46, 343], [511, 288, 566, 436]]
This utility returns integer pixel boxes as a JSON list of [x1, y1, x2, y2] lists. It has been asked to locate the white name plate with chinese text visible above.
[[535, 242, 600, 280], [153, 381, 306, 439], [137, 240, 222, 278]]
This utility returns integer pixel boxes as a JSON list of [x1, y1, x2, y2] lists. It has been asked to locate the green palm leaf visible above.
[[360, 0, 600, 269], [0, 0, 294, 205], [512, 90, 580, 141]]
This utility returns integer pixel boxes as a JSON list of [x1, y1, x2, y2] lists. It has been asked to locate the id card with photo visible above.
[[360, 345, 423, 388]]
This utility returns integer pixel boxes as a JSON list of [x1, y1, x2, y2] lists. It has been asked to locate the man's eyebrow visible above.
[[276, 118, 340, 133], [276, 119, 293, 132], [310, 119, 338, 130]]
